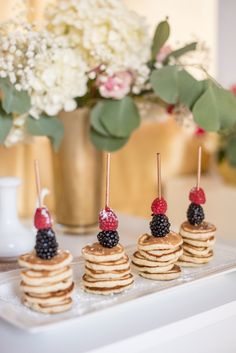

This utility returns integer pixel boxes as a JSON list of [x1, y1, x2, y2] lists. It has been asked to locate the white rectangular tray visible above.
[[0, 243, 236, 332]]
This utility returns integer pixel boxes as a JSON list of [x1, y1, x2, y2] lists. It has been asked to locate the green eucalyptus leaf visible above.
[[193, 84, 236, 131], [100, 97, 140, 138], [0, 106, 12, 143], [192, 85, 221, 131], [151, 66, 211, 109], [0, 78, 31, 114], [27, 114, 64, 150], [150, 66, 179, 104], [90, 128, 129, 152], [226, 136, 236, 166], [151, 20, 170, 60], [178, 69, 205, 109], [90, 102, 109, 136], [216, 88, 236, 129], [164, 42, 197, 63]]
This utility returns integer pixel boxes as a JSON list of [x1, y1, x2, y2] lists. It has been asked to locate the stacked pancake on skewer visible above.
[[178, 221, 216, 267], [82, 242, 133, 295], [133, 154, 183, 280], [19, 249, 74, 314], [82, 154, 133, 295], [133, 232, 183, 280], [18, 161, 74, 314], [178, 149, 216, 268]]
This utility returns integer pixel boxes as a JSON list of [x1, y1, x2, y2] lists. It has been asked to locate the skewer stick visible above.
[[157, 153, 161, 199], [34, 159, 42, 208], [197, 146, 202, 190], [105, 153, 111, 208]]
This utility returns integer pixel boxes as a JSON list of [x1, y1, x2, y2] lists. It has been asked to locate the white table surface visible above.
[[1, 175, 236, 353]]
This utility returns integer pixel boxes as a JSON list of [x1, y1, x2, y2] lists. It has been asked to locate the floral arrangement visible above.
[[0, 0, 236, 152]]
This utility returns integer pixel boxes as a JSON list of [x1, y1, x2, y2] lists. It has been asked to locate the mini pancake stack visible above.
[[133, 154, 182, 280], [83, 154, 134, 295], [178, 154, 216, 268], [133, 232, 183, 280], [82, 242, 133, 295], [18, 166, 74, 315], [19, 250, 74, 314], [178, 221, 216, 267]]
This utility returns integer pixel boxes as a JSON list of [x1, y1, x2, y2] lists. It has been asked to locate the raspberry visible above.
[[151, 197, 167, 214], [34, 207, 52, 230], [189, 187, 206, 205], [98, 207, 118, 231]]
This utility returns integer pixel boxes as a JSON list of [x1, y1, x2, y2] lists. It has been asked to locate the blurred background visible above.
[[0, 0, 235, 240]]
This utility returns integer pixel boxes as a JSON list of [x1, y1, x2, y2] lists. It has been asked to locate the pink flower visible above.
[[156, 45, 172, 63], [96, 71, 133, 100]]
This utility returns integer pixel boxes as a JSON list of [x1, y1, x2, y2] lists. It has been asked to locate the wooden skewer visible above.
[[34, 159, 42, 208], [197, 146, 202, 190], [105, 153, 111, 208], [157, 153, 161, 199]]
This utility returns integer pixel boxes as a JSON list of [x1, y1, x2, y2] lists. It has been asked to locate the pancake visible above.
[[24, 297, 73, 314], [24, 283, 74, 305], [82, 273, 133, 289], [139, 247, 183, 262], [138, 232, 183, 251], [180, 250, 214, 264], [132, 261, 174, 273], [182, 236, 215, 248], [146, 246, 181, 256], [177, 260, 203, 267], [20, 277, 73, 294], [21, 266, 72, 286], [83, 281, 134, 295], [180, 221, 216, 240], [183, 244, 212, 256], [18, 250, 73, 271], [85, 255, 130, 272], [85, 266, 131, 279], [132, 251, 177, 267], [82, 243, 124, 263], [139, 265, 181, 280]]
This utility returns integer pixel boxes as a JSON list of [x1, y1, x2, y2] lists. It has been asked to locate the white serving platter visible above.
[[0, 243, 236, 333]]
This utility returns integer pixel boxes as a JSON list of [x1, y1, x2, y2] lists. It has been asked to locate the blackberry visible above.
[[150, 214, 170, 237], [97, 230, 119, 248], [35, 228, 58, 259], [187, 202, 205, 225]]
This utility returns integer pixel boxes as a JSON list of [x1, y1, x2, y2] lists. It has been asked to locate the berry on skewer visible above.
[[97, 153, 119, 248], [187, 146, 205, 225], [34, 160, 58, 259], [149, 153, 170, 237]]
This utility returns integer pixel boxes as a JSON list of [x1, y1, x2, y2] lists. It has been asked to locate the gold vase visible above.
[[52, 108, 103, 234]]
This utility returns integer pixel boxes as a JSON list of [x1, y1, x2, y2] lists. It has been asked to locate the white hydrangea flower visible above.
[[29, 46, 88, 117], [0, 22, 88, 119], [46, 0, 151, 93]]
